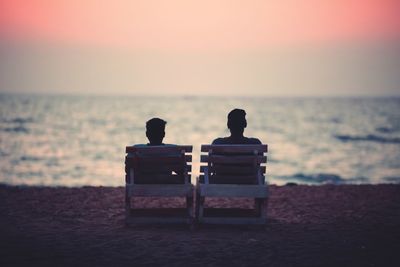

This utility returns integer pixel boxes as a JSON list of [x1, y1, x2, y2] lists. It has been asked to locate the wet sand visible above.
[[0, 184, 399, 267]]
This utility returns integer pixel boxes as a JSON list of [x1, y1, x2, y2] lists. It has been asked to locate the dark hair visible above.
[[227, 108, 247, 130], [146, 118, 166, 144], [146, 118, 166, 132]]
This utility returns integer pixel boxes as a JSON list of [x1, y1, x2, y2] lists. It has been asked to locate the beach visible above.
[[0, 184, 399, 266]]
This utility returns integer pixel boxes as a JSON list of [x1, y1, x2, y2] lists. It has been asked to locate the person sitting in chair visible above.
[[212, 108, 262, 145], [133, 118, 183, 183], [133, 117, 174, 146], [210, 109, 262, 184]]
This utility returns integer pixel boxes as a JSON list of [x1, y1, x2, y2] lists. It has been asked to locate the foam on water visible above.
[[335, 134, 400, 144], [1, 94, 400, 186]]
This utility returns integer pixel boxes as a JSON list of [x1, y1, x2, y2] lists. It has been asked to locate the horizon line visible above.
[[1, 91, 400, 99]]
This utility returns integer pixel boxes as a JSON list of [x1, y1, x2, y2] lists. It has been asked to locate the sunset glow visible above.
[[1, 0, 399, 50], [0, 0, 399, 96]]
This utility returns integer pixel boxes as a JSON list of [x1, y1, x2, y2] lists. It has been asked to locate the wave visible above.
[[376, 126, 395, 134], [2, 117, 34, 124], [274, 173, 344, 184], [330, 117, 342, 124], [335, 134, 400, 144], [345, 176, 369, 183], [382, 176, 400, 183], [291, 173, 343, 184], [277, 173, 370, 184], [2, 126, 29, 133], [20, 156, 42, 161]]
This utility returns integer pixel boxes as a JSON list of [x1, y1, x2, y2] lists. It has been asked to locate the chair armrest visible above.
[[204, 166, 210, 184], [257, 169, 265, 185], [126, 168, 134, 185], [184, 171, 190, 184]]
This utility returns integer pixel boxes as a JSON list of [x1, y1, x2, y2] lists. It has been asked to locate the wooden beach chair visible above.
[[125, 145, 194, 225], [196, 144, 268, 225]]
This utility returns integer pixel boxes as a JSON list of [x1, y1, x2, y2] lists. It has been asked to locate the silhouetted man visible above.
[[145, 117, 167, 146], [133, 118, 182, 183], [212, 109, 261, 145]]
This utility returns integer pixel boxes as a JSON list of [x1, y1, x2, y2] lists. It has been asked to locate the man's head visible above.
[[146, 118, 166, 145], [227, 108, 247, 135]]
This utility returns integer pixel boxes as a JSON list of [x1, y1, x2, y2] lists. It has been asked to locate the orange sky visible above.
[[1, 0, 399, 50]]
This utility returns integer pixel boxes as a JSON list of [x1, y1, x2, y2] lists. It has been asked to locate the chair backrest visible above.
[[125, 145, 193, 184], [200, 144, 268, 185]]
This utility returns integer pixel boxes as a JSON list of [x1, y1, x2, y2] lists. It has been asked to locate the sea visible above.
[[1, 93, 400, 186]]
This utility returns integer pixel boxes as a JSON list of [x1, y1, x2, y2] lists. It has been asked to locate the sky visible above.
[[0, 0, 399, 96]]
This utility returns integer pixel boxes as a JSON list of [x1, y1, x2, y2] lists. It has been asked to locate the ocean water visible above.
[[1, 93, 400, 186]]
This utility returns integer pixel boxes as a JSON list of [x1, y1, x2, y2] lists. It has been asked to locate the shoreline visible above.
[[1, 184, 399, 266]]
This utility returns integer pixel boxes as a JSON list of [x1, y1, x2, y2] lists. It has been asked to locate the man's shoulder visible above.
[[212, 137, 262, 145], [212, 137, 230, 145], [133, 144, 147, 147], [130, 144, 180, 156], [133, 143, 177, 147], [244, 137, 262, 144], [162, 144, 178, 147]]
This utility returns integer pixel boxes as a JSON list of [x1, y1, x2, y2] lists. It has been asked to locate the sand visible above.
[[0, 184, 399, 267]]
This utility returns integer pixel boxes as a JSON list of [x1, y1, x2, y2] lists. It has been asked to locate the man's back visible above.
[[212, 136, 261, 145], [130, 118, 182, 183], [212, 108, 262, 145]]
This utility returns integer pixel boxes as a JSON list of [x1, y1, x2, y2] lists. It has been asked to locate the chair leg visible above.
[[263, 198, 268, 221], [125, 187, 132, 224], [255, 198, 267, 220], [195, 190, 199, 221], [198, 196, 205, 221], [186, 196, 194, 219], [126, 187, 131, 206]]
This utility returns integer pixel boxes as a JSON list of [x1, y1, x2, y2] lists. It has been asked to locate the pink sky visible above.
[[1, 0, 399, 50], [1, 0, 399, 96]]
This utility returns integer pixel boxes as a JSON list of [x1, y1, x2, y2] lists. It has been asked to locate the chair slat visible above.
[[185, 155, 192, 163], [200, 165, 265, 175], [133, 174, 185, 184], [201, 144, 267, 153], [211, 165, 257, 175], [127, 184, 193, 197], [198, 184, 268, 198], [126, 145, 192, 154], [200, 155, 266, 164], [198, 174, 264, 184], [138, 164, 191, 173], [208, 175, 259, 185], [137, 156, 185, 165]]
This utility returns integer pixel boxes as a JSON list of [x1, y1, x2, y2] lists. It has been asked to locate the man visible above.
[[133, 118, 182, 183], [132, 117, 172, 146], [145, 117, 167, 146], [212, 108, 262, 145]]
